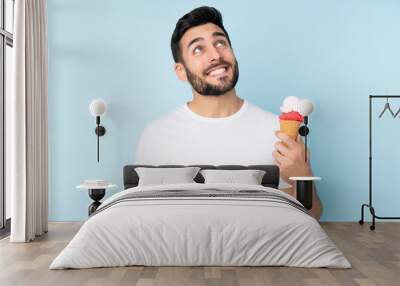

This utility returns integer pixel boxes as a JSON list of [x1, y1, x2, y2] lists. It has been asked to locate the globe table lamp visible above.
[[89, 99, 107, 162]]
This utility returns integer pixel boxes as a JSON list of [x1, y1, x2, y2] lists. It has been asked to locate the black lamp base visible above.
[[95, 126, 106, 136], [298, 125, 309, 136]]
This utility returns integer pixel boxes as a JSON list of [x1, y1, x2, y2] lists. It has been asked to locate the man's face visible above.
[[175, 23, 239, 96]]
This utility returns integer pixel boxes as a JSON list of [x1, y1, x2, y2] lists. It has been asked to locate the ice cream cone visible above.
[[280, 119, 301, 140]]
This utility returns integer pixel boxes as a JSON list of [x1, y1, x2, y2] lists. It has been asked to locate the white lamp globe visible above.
[[89, 99, 107, 117], [298, 99, 314, 116]]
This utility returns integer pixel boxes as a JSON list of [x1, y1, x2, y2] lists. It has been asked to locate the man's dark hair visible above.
[[171, 6, 232, 63]]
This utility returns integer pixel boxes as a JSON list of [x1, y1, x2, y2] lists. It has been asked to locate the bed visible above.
[[49, 165, 351, 269]]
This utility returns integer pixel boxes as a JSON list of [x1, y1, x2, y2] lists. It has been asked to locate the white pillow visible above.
[[135, 167, 201, 186], [200, 169, 266, 185]]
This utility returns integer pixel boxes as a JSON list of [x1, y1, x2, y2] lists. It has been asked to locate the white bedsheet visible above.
[[50, 183, 351, 269]]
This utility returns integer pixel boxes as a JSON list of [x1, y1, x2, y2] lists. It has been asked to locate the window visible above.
[[0, 0, 14, 235]]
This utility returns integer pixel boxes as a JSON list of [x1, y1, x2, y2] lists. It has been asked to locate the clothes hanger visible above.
[[394, 106, 400, 118], [378, 97, 395, 118]]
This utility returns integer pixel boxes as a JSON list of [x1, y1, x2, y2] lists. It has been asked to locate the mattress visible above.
[[50, 183, 351, 269]]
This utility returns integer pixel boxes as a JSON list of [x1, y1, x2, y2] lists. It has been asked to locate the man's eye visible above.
[[216, 40, 226, 48], [193, 47, 202, 54]]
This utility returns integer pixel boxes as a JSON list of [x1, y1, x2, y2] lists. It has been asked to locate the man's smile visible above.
[[205, 65, 229, 78]]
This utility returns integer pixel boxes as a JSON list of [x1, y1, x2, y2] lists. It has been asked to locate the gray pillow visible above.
[[135, 167, 201, 186], [200, 169, 266, 185]]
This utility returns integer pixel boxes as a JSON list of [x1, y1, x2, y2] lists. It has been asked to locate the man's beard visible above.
[[184, 59, 239, 96]]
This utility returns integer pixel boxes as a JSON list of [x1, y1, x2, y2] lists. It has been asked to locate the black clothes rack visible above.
[[359, 95, 400, 230]]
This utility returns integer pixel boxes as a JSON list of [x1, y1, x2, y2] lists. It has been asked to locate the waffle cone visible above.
[[280, 120, 301, 140]]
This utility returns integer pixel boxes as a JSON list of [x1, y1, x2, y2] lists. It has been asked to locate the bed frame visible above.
[[123, 165, 280, 189]]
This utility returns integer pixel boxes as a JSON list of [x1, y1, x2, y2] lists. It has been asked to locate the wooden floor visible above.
[[0, 222, 399, 286]]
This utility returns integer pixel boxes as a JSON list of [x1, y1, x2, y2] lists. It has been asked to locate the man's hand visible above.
[[272, 131, 312, 184], [273, 131, 323, 220]]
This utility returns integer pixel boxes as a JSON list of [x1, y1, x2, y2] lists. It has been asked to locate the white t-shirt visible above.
[[135, 100, 291, 189]]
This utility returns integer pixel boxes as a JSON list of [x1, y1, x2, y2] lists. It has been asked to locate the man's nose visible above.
[[207, 46, 222, 63]]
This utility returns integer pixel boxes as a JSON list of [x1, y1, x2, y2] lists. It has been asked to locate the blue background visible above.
[[47, 0, 400, 221]]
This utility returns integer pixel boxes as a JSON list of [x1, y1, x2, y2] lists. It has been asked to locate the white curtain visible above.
[[8, 0, 48, 242]]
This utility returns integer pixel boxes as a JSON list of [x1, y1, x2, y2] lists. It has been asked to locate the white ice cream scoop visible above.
[[280, 96, 300, 113]]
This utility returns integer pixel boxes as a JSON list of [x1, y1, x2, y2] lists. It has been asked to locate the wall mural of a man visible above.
[[135, 6, 322, 219]]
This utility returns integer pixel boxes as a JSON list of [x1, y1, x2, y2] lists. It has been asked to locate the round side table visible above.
[[77, 183, 117, 216], [289, 176, 321, 210]]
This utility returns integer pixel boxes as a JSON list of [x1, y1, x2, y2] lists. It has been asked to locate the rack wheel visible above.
[[370, 225, 375, 231], [358, 220, 364, 225]]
